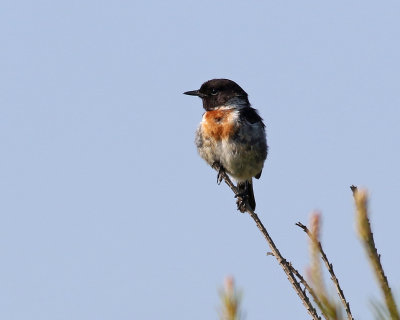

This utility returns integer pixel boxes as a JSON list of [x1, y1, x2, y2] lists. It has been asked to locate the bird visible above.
[[184, 79, 268, 211]]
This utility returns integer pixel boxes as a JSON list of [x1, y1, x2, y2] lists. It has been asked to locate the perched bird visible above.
[[184, 79, 268, 211]]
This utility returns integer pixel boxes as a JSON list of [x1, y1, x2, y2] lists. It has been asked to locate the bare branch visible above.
[[296, 222, 354, 320], [287, 262, 330, 320], [212, 163, 321, 320]]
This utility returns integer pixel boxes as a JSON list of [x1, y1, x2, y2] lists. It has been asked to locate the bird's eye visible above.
[[211, 89, 218, 95]]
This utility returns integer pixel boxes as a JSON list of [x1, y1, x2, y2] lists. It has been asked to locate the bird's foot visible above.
[[234, 186, 249, 213], [236, 196, 247, 213], [212, 162, 225, 185], [234, 190, 248, 199]]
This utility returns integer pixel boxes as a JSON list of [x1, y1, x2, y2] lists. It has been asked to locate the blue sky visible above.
[[1, 1, 400, 319]]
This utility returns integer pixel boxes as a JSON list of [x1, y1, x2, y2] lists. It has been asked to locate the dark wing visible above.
[[239, 107, 265, 128], [240, 107, 267, 180]]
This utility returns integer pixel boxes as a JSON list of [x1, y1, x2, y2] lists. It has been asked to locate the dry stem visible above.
[[212, 163, 321, 320], [296, 221, 354, 320], [288, 262, 330, 320], [351, 186, 400, 320]]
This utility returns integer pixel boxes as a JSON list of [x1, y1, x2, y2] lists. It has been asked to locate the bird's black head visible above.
[[184, 79, 249, 111]]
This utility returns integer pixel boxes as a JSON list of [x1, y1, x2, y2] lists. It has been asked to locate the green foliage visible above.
[[218, 277, 243, 320]]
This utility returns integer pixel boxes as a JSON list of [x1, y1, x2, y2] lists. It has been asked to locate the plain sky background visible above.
[[1, 0, 400, 319]]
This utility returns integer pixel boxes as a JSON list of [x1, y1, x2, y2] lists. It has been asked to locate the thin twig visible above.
[[296, 222, 354, 320], [351, 186, 400, 320], [288, 261, 330, 320], [212, 163, 321, 320]]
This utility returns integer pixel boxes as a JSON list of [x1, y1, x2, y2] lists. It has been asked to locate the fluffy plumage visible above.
[[185, 79, 268, 210]]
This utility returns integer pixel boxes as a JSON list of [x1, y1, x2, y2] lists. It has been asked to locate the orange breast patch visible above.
[[202, 109, 237, 141]]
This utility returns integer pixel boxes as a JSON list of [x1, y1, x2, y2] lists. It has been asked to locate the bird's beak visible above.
[[183, 90, 206, 98]]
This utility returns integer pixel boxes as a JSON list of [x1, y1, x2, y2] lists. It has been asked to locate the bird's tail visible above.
[[237, 180, 256, 211]]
